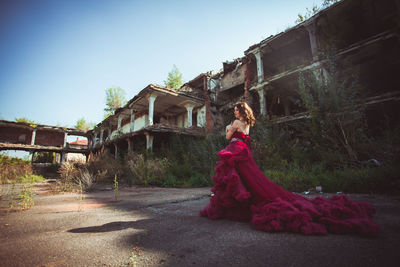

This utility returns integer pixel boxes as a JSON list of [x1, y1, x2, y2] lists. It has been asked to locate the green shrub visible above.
[[0, 154, 33, 184]]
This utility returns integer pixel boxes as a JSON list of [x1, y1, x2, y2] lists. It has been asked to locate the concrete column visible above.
[[114, 143, 118, 160], [145, 133, 154, 151], [148, 94, 158, 126], [31, 129, 37, 145], [117, 115, 122, 130], [184, 104, 195, 127], [93, 132, 98, 147], [257, 89, 267, 116], [306, 22, 319, 61], [55, 152, 61, 164], [130, 109, 135, 132], [63, 132, 68, 148], [100, 129, 104, 144], [253, 49, 265, 83], [127, 138, 132, 152], [283, 98, 291, 116], [61, 152, 66, 165], [28, 151, 34, 162]]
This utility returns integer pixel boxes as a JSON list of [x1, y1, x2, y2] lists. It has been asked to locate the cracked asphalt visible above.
[[0, 182, 399, 267]]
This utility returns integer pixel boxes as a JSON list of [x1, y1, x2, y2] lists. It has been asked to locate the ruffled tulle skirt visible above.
[[200, 141, 380, 236]]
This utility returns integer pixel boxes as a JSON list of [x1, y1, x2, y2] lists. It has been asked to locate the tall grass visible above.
[[0, 154, 45, 184]]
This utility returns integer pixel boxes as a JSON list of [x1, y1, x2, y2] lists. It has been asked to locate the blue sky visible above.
[[0, 0, 319, 128]]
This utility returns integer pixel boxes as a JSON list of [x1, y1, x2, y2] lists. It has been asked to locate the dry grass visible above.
[[0, 154, 33, 184]]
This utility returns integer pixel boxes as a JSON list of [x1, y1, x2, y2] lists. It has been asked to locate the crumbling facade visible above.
[[0, 120, 89, 163], [90, 84, 206, 157], [212, 0, 400, 125], [1, 0, 399, 162]]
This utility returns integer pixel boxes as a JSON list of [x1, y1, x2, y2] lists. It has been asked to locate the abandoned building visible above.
[[1, 0, 399, 161], [0, 120, 89, 163]]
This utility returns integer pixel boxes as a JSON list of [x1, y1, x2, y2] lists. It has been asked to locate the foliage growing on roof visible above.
[[295, 0, 341, 24], [15, 117, 38, 127], [164, 64, 183, 90], [74, 117, 95, 132]]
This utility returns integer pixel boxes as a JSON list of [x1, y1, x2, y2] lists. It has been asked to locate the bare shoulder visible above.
[[233, 119, 248, 133], [233, 119, 244, 127]]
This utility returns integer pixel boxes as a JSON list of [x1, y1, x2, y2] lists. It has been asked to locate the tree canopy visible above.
[[164, 65, 183, 90], [104, 87, 127, 118], [74, 118, 95, 132]]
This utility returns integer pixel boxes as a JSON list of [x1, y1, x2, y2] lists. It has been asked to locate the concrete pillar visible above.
[[184, 104, 194, 127], [306, 22, 319, 61], [130, 109, 135, 132], [61, 152, 66, 165], [257, 89, 267, 116], [145, 133, 154, 151], [114, 143, 118, 160], [253, 49, 265, 83], [28, 151, 34, 162], [93, 132, 98, 147], [283, 98, 291, 116], [55, 152, 61, 164], [127, 138, 132, 152], [100, 129, 104, 145], [148, 94, 158, 126], [31, 129, 37, 145], [117, 115, 122, 131], [63, 132, 68, 148]]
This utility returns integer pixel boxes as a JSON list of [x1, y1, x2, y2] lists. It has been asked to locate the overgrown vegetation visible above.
[[249, 50, 400, 194], [52, 55, 400, 194], [55, 134, 225, 190], [0, 154, 45, 184], [104, 87, 127, 118], [295, 0, 341, 24], [164, 64, 183, 90]]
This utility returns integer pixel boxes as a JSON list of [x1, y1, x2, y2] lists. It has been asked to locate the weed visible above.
[[129, 251, 136, 267], [7, 183, 17, 212], [18, 183, 34, 210], [114, 174, 119, 201]]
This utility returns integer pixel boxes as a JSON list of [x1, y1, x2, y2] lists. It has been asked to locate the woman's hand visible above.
[[225, 121, 237, 140]]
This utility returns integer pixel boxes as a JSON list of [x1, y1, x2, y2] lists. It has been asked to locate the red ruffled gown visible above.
[[200, 132, 380, 236]]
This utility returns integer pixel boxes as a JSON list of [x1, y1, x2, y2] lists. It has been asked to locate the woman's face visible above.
[[234, 106, 240, 119]]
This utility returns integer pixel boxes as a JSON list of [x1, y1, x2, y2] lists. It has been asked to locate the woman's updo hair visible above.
[[235, 102, 255, 126]]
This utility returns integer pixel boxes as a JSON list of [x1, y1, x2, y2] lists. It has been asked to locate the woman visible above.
[[200, 102, 379, 236]]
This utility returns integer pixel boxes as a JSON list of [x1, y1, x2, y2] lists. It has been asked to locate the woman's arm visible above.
[[225, 120, 241, 140]]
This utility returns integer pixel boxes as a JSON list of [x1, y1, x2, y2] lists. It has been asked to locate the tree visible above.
[[295, 0, 340, 24], [104, 87, 127, 118], [164, 65, 183, 90], [298, 50, 366, 166], [75, 118, 95, 132]]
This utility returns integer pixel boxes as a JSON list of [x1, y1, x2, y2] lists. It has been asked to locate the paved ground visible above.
[[0, 182, 399, 267]]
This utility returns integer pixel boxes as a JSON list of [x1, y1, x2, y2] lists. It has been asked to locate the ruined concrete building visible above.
[[1, 0, 399, 162], [0, 120, 89, 162]]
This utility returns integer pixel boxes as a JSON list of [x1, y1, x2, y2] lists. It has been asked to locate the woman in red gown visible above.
[[200, 102, 379, 236]]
